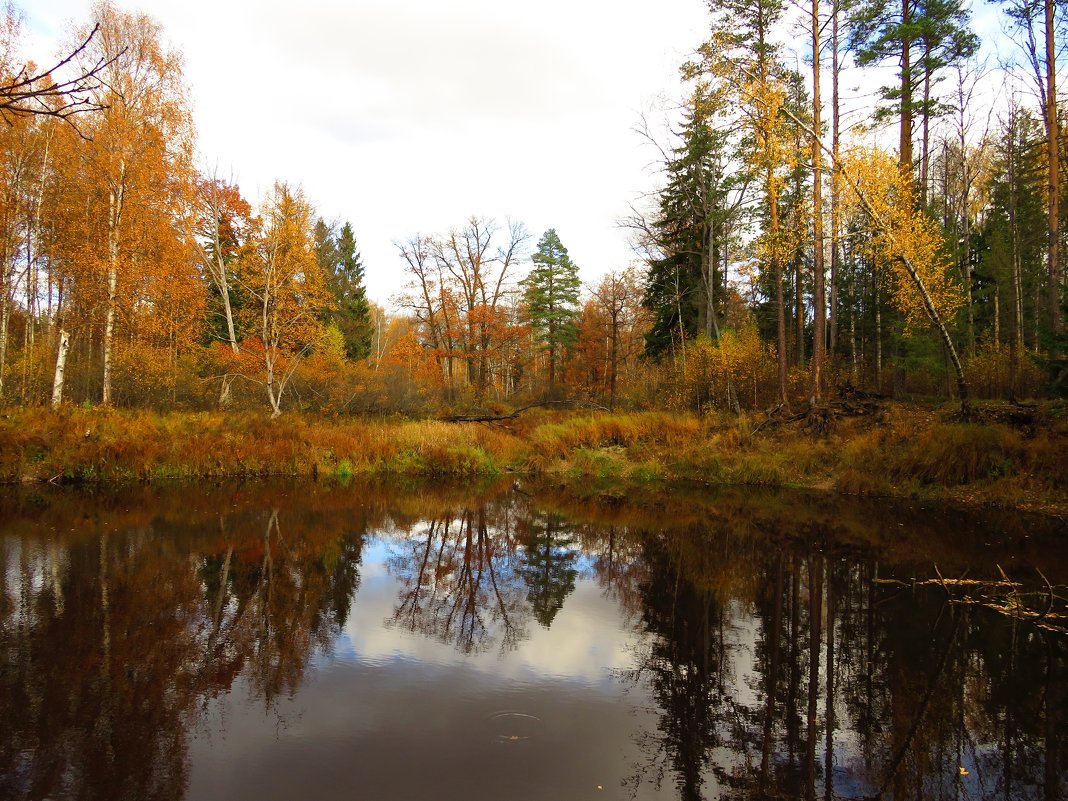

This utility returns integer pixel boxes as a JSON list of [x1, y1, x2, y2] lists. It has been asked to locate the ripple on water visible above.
[[487, 711, 543, 744]]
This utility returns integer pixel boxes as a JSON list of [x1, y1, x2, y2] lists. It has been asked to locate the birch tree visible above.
[[65, 1, 197, 405], [236, 183, 331, 418]]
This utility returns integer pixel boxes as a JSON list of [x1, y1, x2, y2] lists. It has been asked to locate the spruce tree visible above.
[[642, 94, 744, 360], [315, 219, 373, 360]]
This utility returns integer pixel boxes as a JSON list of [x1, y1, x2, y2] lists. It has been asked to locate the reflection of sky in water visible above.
[[6, 487, 1065, 801], [188, 530, 667, 801], [320, 534, 636, 689]]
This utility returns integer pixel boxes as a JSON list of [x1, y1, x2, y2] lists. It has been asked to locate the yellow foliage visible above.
[[840, 146, 964, 333], [963, 345, 1045, 400], [317, 324, 348, 365], [671, 328, 778, 413]]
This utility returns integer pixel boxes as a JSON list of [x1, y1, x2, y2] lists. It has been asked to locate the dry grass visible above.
[[1, 404, 1064, 514]]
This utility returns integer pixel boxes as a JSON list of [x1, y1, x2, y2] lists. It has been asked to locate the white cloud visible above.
[[23, 0, 710, 306]]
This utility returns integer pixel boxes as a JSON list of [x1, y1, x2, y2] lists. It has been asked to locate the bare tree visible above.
[[396, 233, 455, 391], [590, 268, 645, 411], [431, 217, 529, 398], [0, 23, 118, 127]]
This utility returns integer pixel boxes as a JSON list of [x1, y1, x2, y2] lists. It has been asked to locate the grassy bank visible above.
[[1, 403, 1065, 515]]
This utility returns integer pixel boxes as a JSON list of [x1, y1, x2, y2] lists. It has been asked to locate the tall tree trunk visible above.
[[0, 255, 10, 401], [899, 0, 914, 175], [875, 260, 883, 390], [1044, 0, 1062, 362], [795, 255, 805, 367], [754, 11, 787, 405], [850, 299, 858, 378], [103, 259, 118, 404], [920, 53, 933, 206], [609, 309, 619, 411], [811, 0, 826, 402], [775, 211, 788, 402], [51, 330, 71, 409], [994, 285, 1001, 345], [960, 125, 976, 358], [548, 341, 557, 397], [103, 160, 126, 406], [1009, 105, 1022, 400], [830, 2, 842, 360]]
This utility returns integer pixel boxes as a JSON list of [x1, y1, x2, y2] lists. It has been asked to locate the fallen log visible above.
[[441, 399, 573, 423]]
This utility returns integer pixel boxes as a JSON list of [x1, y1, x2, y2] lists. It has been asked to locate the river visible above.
[[1, 479, 1064, 800]]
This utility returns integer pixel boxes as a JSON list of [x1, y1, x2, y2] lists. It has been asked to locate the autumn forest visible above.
[[3, 4, 1068, 796], [1, 0, 1066, 423]]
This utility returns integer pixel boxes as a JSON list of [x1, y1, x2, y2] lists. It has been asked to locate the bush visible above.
[[663, 330, 779, 414]]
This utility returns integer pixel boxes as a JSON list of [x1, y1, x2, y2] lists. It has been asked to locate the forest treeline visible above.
[[1, 0, 1066, 419]]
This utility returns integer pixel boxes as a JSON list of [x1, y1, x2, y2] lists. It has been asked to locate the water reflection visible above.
[[0, 490, 371, 801], [623, 515, 1066, 800], [386, 506, 528, 654], [0, 480, 1064, 801]]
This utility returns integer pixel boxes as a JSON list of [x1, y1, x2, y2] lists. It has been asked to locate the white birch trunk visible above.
[[0, 258, 10, 400], [51, 329, 71, 409], [103, 160, 125, 405]]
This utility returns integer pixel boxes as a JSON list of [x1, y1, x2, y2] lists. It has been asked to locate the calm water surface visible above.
[[1, 480, 1065, 800]]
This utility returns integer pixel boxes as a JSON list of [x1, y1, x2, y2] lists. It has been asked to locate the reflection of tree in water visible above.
[[195, 508, 365, 704], [0, 532, 196, 801], [386, 501, 587, 650], [572, 522, 649, 631], [620, 522, 1067, 801], [2, 481, 1066, 801], [627, 528, 730, 801], [387, 506, 529, 654], [520, 512, 579, 628], [0, 499, 366, 801]]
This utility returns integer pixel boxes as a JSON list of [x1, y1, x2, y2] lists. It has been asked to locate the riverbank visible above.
[[1, 403, 1065, 516]]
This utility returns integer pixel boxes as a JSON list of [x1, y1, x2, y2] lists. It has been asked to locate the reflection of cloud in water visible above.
[[327, 534, 640, 688], [189, 530, 661, 801]]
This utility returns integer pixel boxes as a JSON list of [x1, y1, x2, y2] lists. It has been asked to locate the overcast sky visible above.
[[26, 0, 713, 308]]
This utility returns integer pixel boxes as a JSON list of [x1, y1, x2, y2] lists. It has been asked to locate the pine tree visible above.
[[523, 229, 581, 396], [847, 0, 978, 177]]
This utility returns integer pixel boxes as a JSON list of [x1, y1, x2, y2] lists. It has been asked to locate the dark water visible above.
[[0, 479, 1065, 801]]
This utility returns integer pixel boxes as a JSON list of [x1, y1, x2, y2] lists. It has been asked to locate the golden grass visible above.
[[0, 404, 1063, 514]]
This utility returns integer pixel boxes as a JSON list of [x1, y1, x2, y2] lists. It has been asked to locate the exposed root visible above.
[[753, 383, 884, 436]]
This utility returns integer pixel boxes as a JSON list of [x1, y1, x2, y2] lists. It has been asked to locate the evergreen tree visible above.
[[520, 515, 578, 628], [700, 0, 791, 400], [642, 92, 746, 360], [847, 0, 978, 175], [315, 219, 373, 360], [975, 104, 1056, 393], [523, 229, 581, 395]]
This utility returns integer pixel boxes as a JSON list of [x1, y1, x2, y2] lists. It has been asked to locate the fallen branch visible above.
[[441, 399, 573, 423], [874, 577, 1022, 589], [875, 569, 1068, 635]]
